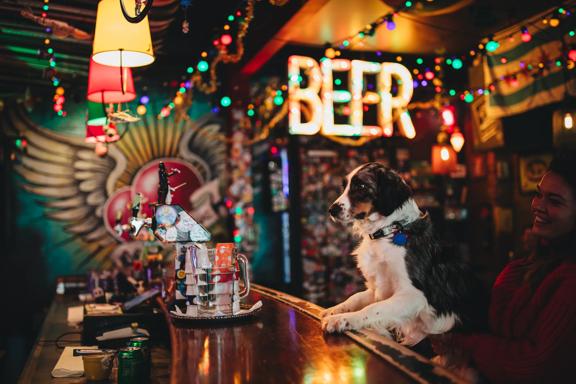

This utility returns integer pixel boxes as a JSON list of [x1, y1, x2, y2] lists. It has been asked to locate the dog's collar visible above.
[[369, 224, 400, 240], [368, 211, 428, 241]]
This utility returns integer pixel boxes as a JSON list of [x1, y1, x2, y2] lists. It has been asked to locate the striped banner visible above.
[[483, 20, 576, 119]]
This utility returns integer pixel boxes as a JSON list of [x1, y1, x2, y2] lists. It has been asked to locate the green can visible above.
[[128, 337, 150, 377], [117, 347, 146, 384]]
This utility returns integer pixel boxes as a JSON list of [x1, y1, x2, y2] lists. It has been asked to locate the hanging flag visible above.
[[483, 17, 576, 119]]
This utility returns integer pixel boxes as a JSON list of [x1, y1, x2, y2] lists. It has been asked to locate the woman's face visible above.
[[531, 171, 576, 239]]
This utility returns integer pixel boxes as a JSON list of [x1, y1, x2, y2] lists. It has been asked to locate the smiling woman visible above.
[[525, 150, 576, 287], [531, 165, 576, 240], [434, 150, 576, 384]]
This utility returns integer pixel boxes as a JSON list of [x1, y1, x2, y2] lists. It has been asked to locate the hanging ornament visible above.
[[94, 142, 109, 157], [181, 0, 192, 33], [450, 129, 465, 152]]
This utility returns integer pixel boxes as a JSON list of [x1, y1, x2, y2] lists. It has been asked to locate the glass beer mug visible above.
[[174, 243, 250, 317]]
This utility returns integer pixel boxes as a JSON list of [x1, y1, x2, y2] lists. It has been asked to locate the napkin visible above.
[[84, 303, 122, 315], [67, 305, 84, 325], [51, 346, 97, 378], [236, 300, 263, 315]]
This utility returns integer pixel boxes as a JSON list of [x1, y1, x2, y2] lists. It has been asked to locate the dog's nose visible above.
[[329, 203, 342, 217]]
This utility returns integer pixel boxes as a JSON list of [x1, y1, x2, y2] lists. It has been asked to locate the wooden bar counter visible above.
[[19, 284, 464, 383]]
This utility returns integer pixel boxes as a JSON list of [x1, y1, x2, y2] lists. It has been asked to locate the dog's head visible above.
[[329, 162, 412, 223]]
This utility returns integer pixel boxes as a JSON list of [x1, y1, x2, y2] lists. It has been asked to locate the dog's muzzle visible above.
[[328, 203, 343, 220]]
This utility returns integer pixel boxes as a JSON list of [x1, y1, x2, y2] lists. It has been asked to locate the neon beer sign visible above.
[[287, 55, 415, 138]]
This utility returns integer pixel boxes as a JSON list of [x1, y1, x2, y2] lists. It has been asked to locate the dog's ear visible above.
[[375, 168, 412, 216]]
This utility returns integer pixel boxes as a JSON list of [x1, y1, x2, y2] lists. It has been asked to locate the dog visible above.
[[322, 162, 487, 347]]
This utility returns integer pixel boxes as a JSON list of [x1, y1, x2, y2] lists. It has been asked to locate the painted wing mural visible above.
[[7, 102, 227, 269]]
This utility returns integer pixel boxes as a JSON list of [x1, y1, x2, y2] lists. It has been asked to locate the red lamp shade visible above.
[[87, 59, 136, 103], [85, 123, 120, 143], [431, 144, 457, 175]]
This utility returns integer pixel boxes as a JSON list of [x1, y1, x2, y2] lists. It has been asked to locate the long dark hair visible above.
[[524, 150, 576, 288]]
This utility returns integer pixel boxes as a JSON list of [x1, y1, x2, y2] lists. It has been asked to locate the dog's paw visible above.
[[320, 305, 345, 319], [321, 314, 355, 333]]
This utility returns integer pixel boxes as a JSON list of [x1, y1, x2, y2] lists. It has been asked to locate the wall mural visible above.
[[6, 101, 227, 277]]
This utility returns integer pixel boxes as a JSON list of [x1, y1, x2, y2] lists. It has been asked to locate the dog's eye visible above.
[[358, 183, 367, 190]]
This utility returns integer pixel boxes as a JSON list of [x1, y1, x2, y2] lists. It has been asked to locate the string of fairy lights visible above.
[[37, 1, 576, 122], [38, 0, 67, 116], [125, 1, 576, 122], [152, 0, 259, 120], [323, 1, 413, 57], [323, 3, 576, 105], [242, 2, 576, 143]]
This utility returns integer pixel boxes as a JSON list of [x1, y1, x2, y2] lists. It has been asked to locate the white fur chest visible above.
[[355, 236, 411, 297]]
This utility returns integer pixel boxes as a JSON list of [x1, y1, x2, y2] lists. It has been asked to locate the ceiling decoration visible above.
[[0, 0, 179, 96], [20, 8, 92, 40]]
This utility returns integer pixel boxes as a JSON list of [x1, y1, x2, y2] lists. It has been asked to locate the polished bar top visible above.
[[165, 285, 463, 384], [19, 285, 464, 383]]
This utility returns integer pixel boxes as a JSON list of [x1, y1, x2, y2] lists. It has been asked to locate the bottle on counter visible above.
[[117, 346, 147, 384]]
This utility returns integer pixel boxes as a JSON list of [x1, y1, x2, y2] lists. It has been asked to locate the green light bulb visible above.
[[220, 96, 232, 107], [485, 40, 500, 52], [197, 61, 209, 72], [451, 58, 463, 70]]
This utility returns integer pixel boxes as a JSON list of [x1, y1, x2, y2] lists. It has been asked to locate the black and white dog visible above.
[[323, 162, 486, 347]]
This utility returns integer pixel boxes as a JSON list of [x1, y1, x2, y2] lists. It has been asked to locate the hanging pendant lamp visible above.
[[92, 0, 155, 68], [431, 144, 457, 175], [450, 129, 465, 152], [87, 59, 136, 103]]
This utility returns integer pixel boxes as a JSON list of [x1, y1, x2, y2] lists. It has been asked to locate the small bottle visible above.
[[117, 347, 146, 384], [128, 336, 151, 378]]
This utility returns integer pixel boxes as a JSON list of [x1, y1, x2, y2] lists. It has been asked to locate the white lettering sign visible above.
[[288, 55, 415, 138]]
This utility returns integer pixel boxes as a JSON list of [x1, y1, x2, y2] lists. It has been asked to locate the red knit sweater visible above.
[[456, 259, 576, 383]]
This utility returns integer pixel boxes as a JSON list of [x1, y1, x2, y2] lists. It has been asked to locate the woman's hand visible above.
[[429, 333, 472, 367], [429, 333, 454, 355]]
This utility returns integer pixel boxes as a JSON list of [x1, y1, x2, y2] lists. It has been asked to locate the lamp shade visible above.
[[87, 59, 136, 103], [87, 101, 108, 126], [431, 144, 457, 175], [92, 0, 155, 68]]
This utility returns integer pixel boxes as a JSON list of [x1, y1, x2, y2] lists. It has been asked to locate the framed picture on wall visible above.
[[470, 97, 505, 151], [518, 154, 552, 193]]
